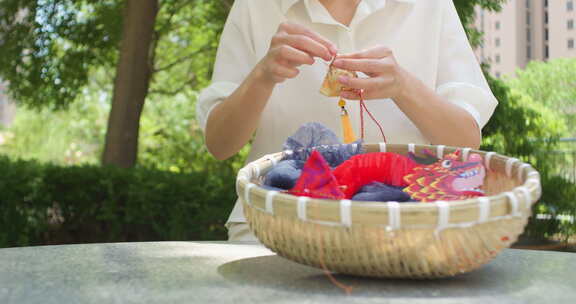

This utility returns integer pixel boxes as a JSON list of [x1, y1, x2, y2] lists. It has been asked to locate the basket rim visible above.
[[236, 143, 541, 227]]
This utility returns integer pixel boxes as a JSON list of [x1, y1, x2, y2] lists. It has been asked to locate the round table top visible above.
[[0, 241, 574, 303]]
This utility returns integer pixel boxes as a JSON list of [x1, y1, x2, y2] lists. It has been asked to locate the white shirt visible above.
[[196, 0, 498, 227]]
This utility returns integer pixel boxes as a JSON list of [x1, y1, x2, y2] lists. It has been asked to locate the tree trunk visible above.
[[102, 0, 158, 168]]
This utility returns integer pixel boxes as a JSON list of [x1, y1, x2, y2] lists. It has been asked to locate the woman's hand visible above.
[[332, 46, 410, 100], [256, 22, 338, 84], [333, 45, 481, 148]]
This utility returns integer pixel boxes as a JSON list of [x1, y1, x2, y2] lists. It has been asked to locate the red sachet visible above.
[[333, 152, 418, 199], [288, 150, 345, 200]]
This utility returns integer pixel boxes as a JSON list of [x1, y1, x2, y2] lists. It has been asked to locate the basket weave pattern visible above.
[[237, 144, 541, 278]]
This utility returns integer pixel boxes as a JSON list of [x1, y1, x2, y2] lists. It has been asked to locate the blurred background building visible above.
[[475, 0, 576, 77]]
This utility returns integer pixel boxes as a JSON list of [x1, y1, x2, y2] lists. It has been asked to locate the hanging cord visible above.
[[359, 94, 365, 139], [358, 90, 387, 143]]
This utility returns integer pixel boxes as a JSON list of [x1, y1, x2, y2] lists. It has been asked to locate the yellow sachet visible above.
[[320, 65, 357, 97]]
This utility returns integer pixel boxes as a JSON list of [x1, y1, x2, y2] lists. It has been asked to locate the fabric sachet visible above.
[[282, 122, 364, 168], [352, 182, 414, 202], [288, 150, 345, 200], [263, 160, 304, 190], [320, 63, 358, 97]]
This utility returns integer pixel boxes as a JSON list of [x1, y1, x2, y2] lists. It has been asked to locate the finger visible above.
[[274, 45, 315, 66], [338, 46, 392, 59], [271, 64, 300, 79], [279, 59, 309, 68], [332, 59, 385, 74], [338, 75, 381, 90], [340, 90, 361, 100], [277, 34, 333, 61], [279, 22, 338, 57], [341, 89, 381, 100], [358, 90, 380, 100]]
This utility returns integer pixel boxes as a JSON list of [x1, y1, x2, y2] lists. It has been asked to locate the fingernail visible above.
[[338, 76, 348, 84], [330, 46, 338, 56], [333, 60, 341, 67]]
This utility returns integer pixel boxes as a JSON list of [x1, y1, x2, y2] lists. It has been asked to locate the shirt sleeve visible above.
[[436, 0, 498, 130], [196, 1, 257, 131]]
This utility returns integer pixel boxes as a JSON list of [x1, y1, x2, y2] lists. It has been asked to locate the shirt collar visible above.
[[364, 0, 415, 11], [280, 0, 415, 14]]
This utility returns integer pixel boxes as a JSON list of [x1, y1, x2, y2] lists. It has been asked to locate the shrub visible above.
[[0, 156, 238, 248]]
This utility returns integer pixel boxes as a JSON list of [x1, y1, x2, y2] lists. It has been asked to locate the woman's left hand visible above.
[[332, 46, 411, 100]]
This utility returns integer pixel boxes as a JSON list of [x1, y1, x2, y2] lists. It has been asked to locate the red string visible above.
[[359, 95, 365, 140], [358, 90, 387, 143]]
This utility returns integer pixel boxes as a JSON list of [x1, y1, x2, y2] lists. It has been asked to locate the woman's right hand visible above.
[[256, 22, 338, 84]]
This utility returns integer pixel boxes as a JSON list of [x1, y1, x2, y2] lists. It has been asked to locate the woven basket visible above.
[[236, 143, 541, 278]]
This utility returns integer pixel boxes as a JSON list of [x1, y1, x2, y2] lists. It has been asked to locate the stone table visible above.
[[0, 242, 574, 303]]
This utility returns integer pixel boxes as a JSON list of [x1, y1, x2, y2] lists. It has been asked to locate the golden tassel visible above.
[[339, 98, 356, 143]]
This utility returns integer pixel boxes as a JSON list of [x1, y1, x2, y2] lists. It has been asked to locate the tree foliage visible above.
[[0, 0, 122, 109], [0, 0, 234, 167], [0, 0, 232, 110], [482, 72, 566, 158], [506, 58, 576, 136], [453, 0, 506, 47], [151, 0, 233, 96]]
